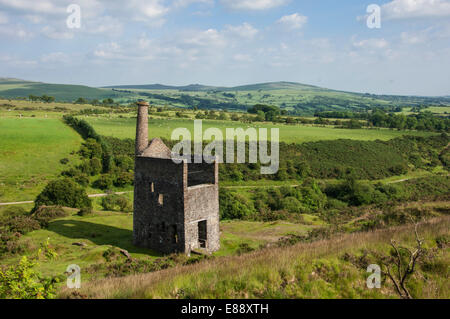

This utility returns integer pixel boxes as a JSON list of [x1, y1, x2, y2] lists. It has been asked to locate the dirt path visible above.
[[223, 184, 299, 189], [0, 191, 134, 206]]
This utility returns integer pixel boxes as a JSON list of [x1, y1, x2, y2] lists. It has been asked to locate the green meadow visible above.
[[0, 118, 83, 202], [0, 205, 315, 280], [82, 115, 434, 143]]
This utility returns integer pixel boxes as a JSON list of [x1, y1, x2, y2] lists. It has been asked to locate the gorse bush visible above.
[[77, 207, 93, 216], [31, 206, 69, 228], [34, 178, 92, 211], [100, 194, 132, 212], [219, 179, 327, 221], [3, 216, 41, 235], [0, 239, 59, 299], [93, 174, 114, 190]]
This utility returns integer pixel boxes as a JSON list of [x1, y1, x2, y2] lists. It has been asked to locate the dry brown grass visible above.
[[59, 216, 449, 299]]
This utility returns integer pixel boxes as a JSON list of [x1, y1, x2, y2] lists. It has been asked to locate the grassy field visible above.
[[0, 80, 124, 102], [82, 115, 434, 143], [0, 205, 317, 280], [57, 216, 450, 299], [0, 117, 83, 202]]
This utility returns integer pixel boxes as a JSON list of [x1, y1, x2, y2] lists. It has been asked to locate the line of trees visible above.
[[315, 109, 449, 132], [28, 95, 55, 103]]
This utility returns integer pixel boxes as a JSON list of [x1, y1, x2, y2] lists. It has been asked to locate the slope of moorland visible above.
[[0, 79, 122, 102], [0, 117, 83, 202], [3, 78, 450, 115], [58, 216, 450, 299]]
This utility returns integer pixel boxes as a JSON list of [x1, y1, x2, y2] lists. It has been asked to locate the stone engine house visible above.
[[133, 101, 220, 255]]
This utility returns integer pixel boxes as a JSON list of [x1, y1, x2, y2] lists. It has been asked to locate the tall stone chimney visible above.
[[135, 101, 149, 155]]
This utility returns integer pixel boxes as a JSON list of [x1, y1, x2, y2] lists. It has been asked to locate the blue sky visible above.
[[0, 0, 450, 95]]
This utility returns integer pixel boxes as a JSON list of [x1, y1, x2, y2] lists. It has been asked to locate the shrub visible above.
[[282, 197, 302, 214], [114, 155, 134, 171], [114, 172, 134, 187], [34, 178, 92, 210], [93, 174, 114, 190], [61, 167, 83, 178], [5, 216, 41, 234], [77, 207, 93, 216], [73, 174, 90, 187], [31, 206, 68, 228], [0, 231, 28, 255], [0, 256, 57, 299], [60, 158, 69, 165], [0, 206, 27, 221], [100, 194, 132, 212], [219, 189, 255, 220]]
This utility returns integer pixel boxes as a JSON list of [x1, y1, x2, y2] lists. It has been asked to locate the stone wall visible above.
[[133, 153, 220, 255], [133, 157, 186, 254], [184, 183, 220, 253]]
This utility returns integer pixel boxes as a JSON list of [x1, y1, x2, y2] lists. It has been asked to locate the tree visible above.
[[34, 178, 91, 210], [372, 220, 425, 299], [102, 98, 114, 105], [74, 97, 88, 104]]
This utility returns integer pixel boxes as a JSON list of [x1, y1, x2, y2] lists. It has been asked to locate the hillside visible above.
[[0, 79, 121, 102], [2, 78, 450, 115], [58, 217, 449, 299]]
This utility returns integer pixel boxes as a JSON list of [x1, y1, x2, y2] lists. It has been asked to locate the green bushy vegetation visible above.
[[34, 179, 91, 210], [100, 194, 132, 212], [58, 218, 449, 299]]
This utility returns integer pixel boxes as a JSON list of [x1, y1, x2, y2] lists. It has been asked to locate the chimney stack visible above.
[[135, 101, 149, 155]]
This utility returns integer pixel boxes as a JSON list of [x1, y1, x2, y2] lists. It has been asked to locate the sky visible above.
[[0, 0, 450, 96]]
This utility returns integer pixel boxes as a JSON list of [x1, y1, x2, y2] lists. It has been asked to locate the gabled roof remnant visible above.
[[141, 138, 172, 159]]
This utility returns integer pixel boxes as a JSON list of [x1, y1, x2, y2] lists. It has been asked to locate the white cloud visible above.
[[221, 0, 289, 10], [127, 0, 169, 20], [233, 53, 253, 62], [0, 0, 65, 15], [0, 54, 37, 67], [182, 29, 226, 47], [0, 24, 33, 39], [353, 38, 389, 49], [225, 23, 259, 39], [382, 0, 450, 19], [84, 16, 123, 35], [41, 52, 70, 63], [400, 31, 427, 44], [277, 13, 308, 30], [0, 11, 8, 24], [41, 26, 73, 40], [173, 0, 214, 8]]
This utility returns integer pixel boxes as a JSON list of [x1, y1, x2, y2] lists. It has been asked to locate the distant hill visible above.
[[103, 81, 322, 92], [2, 78, 449, 113], [103, 83, 226, 92], [0, 78, 120, 102]]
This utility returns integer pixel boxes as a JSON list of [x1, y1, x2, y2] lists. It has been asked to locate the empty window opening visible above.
[[187, 163, 215, 187], [158, 194, 164, 206], [171, 225, 178, 244], [198, 220, 207, 248]]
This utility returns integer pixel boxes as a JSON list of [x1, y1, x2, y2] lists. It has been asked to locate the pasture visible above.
[[82, 115, 435, 144], [0, 206, 315, 279], [0, 117, 82, 202]]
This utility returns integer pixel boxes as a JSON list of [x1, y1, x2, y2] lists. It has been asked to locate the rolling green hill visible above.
[[0, 78, 123, 102], [2, 78, 450, 115]]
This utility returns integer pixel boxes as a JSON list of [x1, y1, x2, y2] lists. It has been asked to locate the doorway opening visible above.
[[198, 220, 207, 248]]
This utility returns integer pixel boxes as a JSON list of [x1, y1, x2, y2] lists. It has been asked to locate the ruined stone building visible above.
[[133, 101, 220, 255]]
